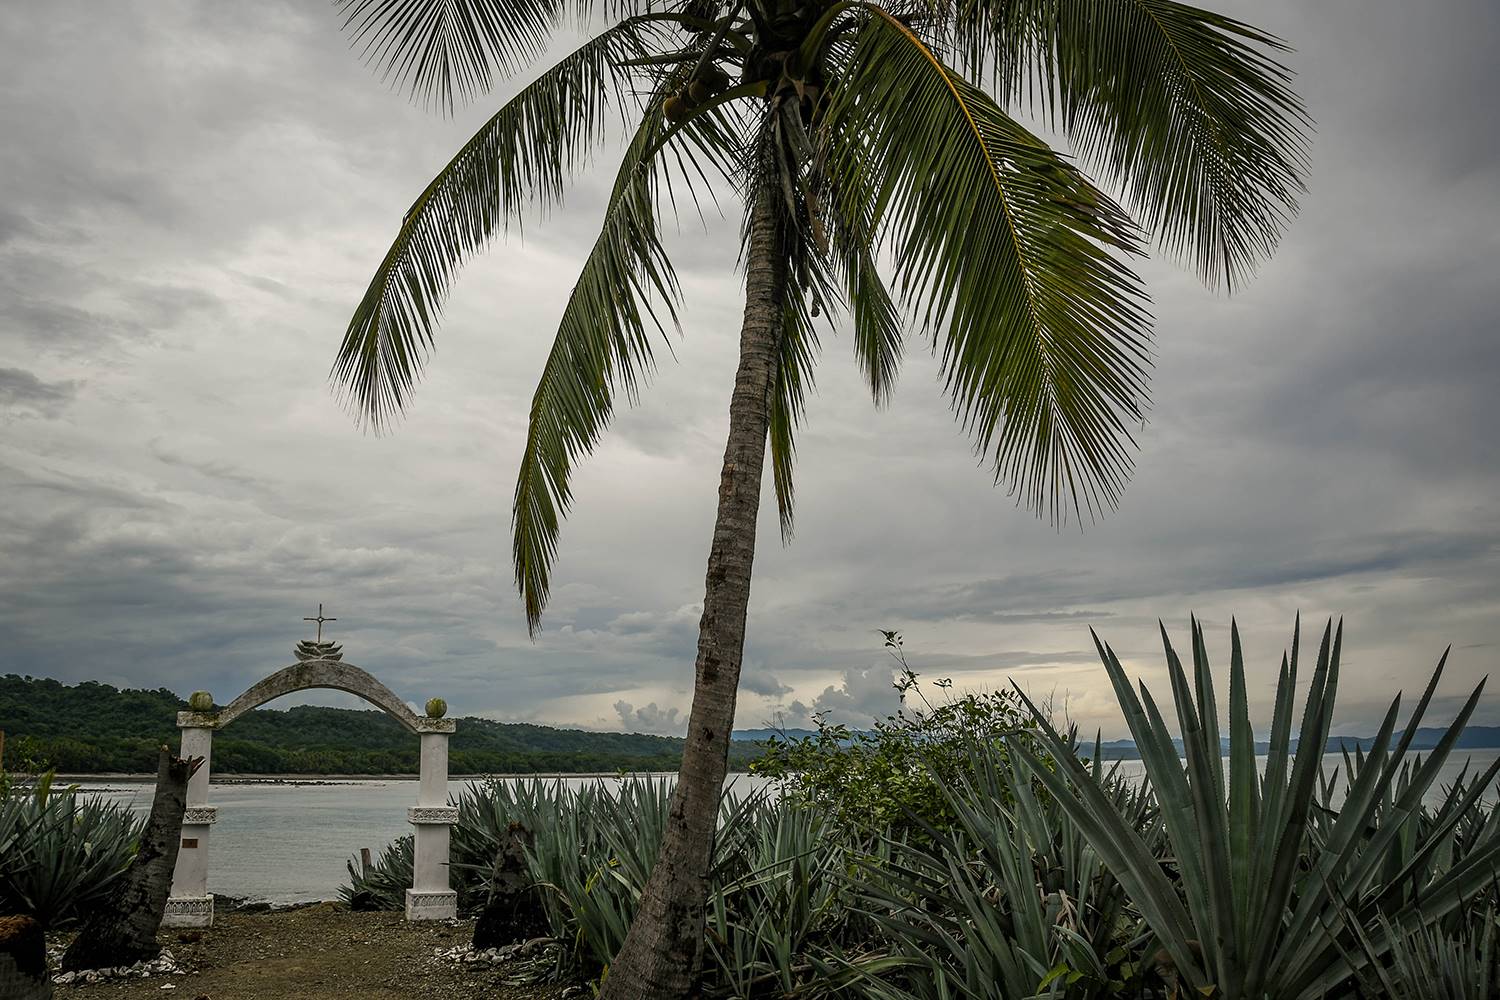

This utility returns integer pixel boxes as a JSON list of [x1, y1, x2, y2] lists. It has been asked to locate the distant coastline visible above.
[[56, 770, 687, 783], [2, 673, 761, 776]]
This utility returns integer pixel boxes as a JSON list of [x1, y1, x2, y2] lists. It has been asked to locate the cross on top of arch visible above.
[[303, 603, 337, 641], [297, 603, 342, 662]]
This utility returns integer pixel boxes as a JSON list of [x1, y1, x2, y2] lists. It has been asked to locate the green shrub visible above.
[[1346, 908, 1500, 999], [752, 631, 1040, 838]]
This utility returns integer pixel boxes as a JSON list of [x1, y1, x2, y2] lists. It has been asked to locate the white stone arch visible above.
[[164, 651, 457, 928]]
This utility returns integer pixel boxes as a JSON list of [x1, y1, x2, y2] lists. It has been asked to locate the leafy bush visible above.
[[0, 771, 143, 927], [753, 631, 1040, 838]]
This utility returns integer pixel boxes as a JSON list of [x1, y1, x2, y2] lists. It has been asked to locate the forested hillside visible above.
[[0, 674, 758, 774]]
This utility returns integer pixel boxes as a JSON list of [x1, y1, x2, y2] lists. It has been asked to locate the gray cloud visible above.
[[739, 669, 792, 699], [0, 0, 1496, 742], [0, 368, 77, 417]]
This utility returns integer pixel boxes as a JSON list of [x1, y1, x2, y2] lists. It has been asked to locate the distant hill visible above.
[[0, 674, 761, 775], [731, 728, 819, 742]]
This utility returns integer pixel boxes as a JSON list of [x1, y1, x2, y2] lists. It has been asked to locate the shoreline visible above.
[[54, 770, 679, 783]]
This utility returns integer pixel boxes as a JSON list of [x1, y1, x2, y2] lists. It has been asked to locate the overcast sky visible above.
[[1, 0, 1496, 740]]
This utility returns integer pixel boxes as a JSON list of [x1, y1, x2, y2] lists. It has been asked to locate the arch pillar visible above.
[[406, 722, 458, 920], [164, 713, 218, 928]]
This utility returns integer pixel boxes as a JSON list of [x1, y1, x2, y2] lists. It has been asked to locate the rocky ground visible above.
[[48, 905, 577, 1000]]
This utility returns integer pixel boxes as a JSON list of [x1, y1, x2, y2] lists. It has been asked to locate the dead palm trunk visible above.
[[600, 160, 787, 1000], [62, 749, 197, 972]]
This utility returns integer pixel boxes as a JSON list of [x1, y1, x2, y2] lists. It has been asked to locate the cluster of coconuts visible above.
[[663, 64, 733, 123]]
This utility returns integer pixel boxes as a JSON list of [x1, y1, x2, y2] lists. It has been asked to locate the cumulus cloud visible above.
[[783, 665, 902, 727], [613, 700, 686, 736]]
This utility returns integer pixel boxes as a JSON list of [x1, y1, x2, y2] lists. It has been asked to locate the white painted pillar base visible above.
[[407, 727, 456, 921], [162, 895, 215, 928], [166, 722, 216, 928], [405, 888, 458, 920]]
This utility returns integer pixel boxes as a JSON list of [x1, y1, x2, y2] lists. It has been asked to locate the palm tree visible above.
[[330, 0, 1308, 995]]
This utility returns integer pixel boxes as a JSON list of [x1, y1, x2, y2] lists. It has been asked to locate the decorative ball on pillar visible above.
[[188, 691, 214, 712], [424, 697, 447, 719]]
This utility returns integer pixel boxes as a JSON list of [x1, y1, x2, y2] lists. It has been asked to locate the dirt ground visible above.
[[50, 906, 576, 1000]]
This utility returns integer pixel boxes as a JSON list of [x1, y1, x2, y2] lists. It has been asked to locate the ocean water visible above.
[[69, 750, 1499, 904], [68, 774, 773, 904]]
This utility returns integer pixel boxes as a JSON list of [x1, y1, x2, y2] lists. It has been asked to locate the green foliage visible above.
[[752, 632, 1037, 837], [1015, 617, 1500, 1000], [0, 772, 143, 928], [0, 674, 756, 775], [341, 777, 862, 992]]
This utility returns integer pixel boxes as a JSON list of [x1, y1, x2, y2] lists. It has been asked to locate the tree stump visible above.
[[61, 749, 198, 972], [471, 822, 548, 950], [0, 914, 52, 1000]]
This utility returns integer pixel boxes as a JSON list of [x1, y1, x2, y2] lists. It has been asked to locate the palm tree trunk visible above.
[[600, 163, 787, 1000], [62, 749, 196, 972]]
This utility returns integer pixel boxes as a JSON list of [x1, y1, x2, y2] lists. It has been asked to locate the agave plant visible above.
[[1014, 616, 1500, 1000], [848, 738, 1160, 999], [1343, 908, 1500, 1000], [704, 797, 855, 999], [0, 774, 143, 927], [342, 832, 414, 910], [519, 777, 677, 974]]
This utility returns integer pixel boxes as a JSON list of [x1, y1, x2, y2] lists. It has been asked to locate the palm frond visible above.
[[331, 21, 649, 428], [970, 0, 1311, 289], [512, 98, 741, 632], [768, 286, 822, 543], [821, 112, 903, 406], [824, 9, 1152, 522], [339, 0, 576, 110]]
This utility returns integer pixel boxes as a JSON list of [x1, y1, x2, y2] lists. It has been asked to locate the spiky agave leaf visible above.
[[1013, 618, 1500, 1000]]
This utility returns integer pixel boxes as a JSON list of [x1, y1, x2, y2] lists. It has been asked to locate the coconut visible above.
[[663, 93, 688, 122], [701, 64, 731, 93]]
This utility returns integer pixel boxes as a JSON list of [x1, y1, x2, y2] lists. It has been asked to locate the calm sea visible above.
[[70, 751, 1499, 904], [68, 774, 772, 904]]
